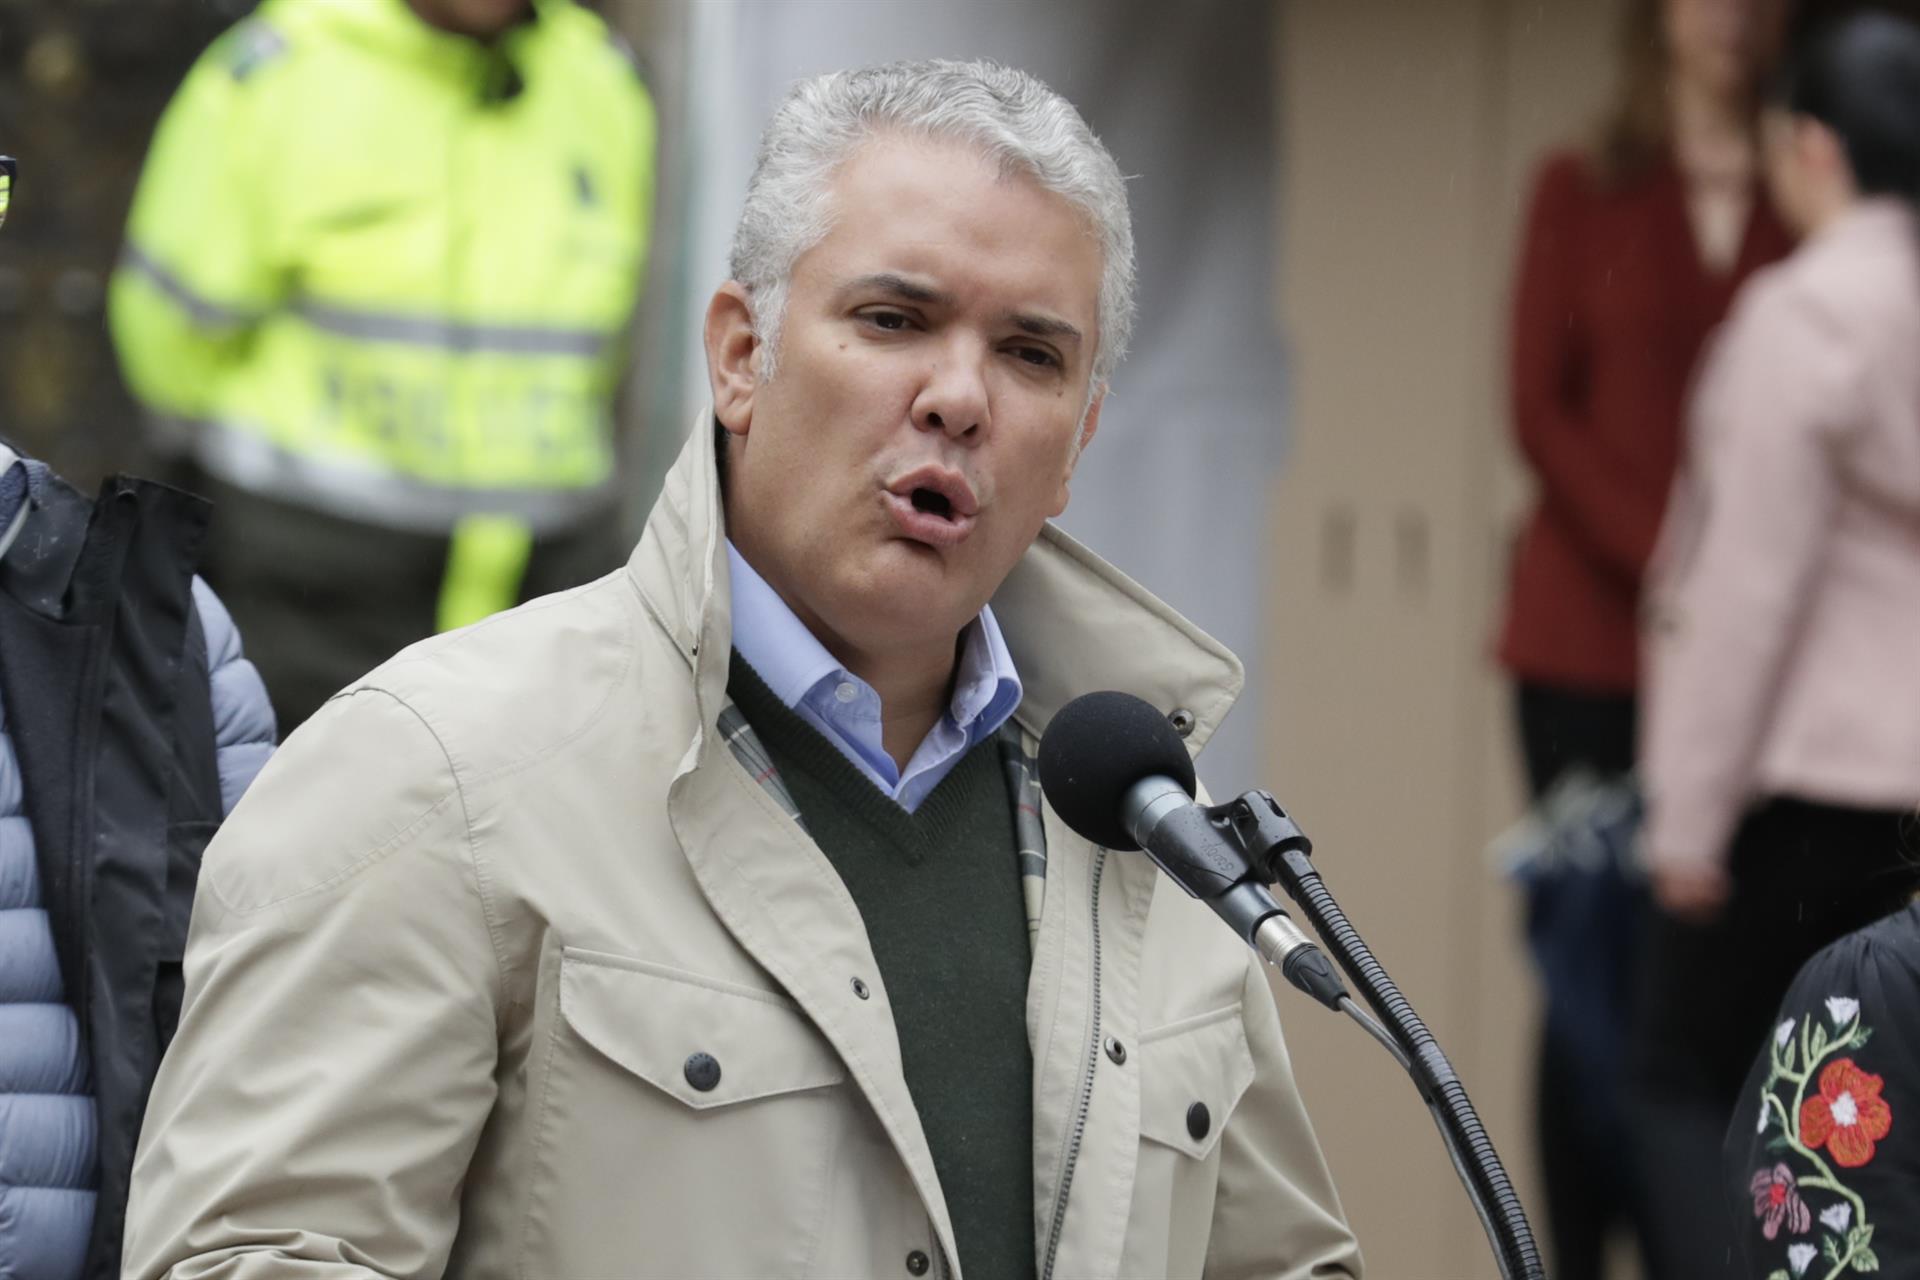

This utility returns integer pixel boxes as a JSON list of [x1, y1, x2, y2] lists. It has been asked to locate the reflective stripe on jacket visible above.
[[109, 0, 655, 535], [124, 420, 1362, 1279]]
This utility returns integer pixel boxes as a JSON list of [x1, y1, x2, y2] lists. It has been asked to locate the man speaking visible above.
[[123, 60, 1361, 1280]]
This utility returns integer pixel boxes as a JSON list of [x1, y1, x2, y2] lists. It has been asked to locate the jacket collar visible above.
[[1801, 195, 1916, 261], [0, 458, 93, 619], [625, 413, 1246, 763], [291, 0, 551, 83]]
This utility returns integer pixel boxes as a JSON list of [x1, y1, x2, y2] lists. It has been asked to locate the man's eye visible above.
[[1011, 345, 1061, 369], [864, 310, 911, 331]]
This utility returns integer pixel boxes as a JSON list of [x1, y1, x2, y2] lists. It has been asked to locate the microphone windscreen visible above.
[[1037, 691, 1197, 851]]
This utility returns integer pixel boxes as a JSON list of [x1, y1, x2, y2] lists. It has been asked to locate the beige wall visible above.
[[1270, 2, 1622, 1276]]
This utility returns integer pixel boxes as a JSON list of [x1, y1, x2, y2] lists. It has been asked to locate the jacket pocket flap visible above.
[[1138, 1005, 1256, 1160], [560, 948, 848, 1110]]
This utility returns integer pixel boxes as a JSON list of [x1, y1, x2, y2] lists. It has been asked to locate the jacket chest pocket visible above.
[[1124, 1005, 1257, 1280], [560, 948, 847, 1104], [523, 947, 853, 1278]]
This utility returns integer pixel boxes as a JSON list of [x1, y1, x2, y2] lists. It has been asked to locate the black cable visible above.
[[1337, 995, 1409, 1071]]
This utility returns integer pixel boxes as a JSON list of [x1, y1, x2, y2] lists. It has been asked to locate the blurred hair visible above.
[[727, 59, 1136, 388], [1592, 0, 1782, 185], [1593, 0, 1674, 183], [1771, 9, 1920, 200]]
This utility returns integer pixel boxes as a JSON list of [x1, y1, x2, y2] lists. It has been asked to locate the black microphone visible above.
[[1037, 692, 1347, 1009], [1038, 691, 1546, 1280]]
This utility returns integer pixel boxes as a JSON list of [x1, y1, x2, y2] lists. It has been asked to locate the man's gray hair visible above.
[[728, 58, 1136, 387]]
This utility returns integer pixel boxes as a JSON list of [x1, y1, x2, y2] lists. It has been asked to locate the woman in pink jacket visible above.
[[1635, 11, 1920, 1273]]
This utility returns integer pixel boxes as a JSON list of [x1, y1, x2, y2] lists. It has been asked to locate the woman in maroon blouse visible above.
[[1497, 1, 1794, 1276]]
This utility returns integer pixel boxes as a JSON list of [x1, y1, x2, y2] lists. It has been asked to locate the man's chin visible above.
[[834, 550, 989, 644]]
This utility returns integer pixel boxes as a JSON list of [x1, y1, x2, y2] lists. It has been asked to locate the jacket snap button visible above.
[[906, 1248, 931, 1276], [1187, 1101, 1212, 1141], [1105, 1036, 1127, 1066], [1168, 707, 1197, 738], [683, 1052, 721, 1092], [851, 976, 871, 1000]]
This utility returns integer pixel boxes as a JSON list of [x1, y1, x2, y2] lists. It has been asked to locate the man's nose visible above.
[[913, 340, 990, 442]]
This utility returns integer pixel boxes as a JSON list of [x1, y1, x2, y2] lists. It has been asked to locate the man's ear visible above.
[[705, 281, 761, 438], [1050, 388, 1105, 517]]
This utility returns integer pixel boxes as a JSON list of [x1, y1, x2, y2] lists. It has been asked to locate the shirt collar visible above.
[[725, 540, 1023, 737], [726, 541, 846, 710], [950, 594, 1022, 744]]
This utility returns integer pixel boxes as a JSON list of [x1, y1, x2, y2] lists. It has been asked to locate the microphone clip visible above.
[[1218, 790, 1316, 889]]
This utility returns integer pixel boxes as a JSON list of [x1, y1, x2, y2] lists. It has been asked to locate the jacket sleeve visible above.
[[109, 22, 288, 422], [1205, 959, 1363, 1279], [1723, 913, 1920, 1275], [190, 576, 276, 814], [1509, 153, 1670, 585], [122, 687, 504, 1279], [1640, 278, 1849, 872]]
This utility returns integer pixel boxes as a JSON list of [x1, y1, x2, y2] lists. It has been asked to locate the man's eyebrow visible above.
[[1010, 312, 1083, 345], [843, 272, 952, 306], [842, 272, 1083, 346]]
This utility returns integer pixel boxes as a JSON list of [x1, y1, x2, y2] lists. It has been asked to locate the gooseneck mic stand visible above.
[[1220, 790, 1545, 1280], [1036, 690, 1544, 1279]]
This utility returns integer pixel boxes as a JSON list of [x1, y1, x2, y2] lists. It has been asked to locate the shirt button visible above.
[[1187, 1101, 1212, 1141], [683, 1052, 721, 1092], [906, 1250, 931, 1276], [834, 681, 859, 703]]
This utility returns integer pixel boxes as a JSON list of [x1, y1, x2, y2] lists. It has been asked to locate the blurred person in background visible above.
[[1495, 0, 1794, 1275], [109, 0, 656, 732], [0, 158, 276, 1280], [1639, 8, 1920, 1274]]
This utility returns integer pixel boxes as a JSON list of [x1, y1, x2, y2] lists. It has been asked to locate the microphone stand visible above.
[[1220, 790, 1546, 1280]]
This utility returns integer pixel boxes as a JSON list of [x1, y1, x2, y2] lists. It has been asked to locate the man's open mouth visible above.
[[884, 467, 979, 547], [910, 487, 954, 519]]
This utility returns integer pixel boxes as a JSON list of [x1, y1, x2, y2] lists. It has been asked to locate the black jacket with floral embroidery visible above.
[[1726, 900, 1920, 1279]]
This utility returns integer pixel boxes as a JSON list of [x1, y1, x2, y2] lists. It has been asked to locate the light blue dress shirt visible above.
[[726, 542, 1023, 813]]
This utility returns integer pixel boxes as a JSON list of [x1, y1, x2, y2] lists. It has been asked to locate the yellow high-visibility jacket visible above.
[[111, 0, 655, 545]]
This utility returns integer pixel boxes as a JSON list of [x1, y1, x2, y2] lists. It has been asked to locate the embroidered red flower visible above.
[[1800, 1058, 1892, 1168], [1749, 1162, 1811, 1238]]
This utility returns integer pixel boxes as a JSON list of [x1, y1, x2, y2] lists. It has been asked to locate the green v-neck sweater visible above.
[[728, 656, 1037, 1280]]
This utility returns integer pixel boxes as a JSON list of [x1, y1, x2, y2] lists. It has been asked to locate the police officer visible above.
[[111, 0, 656, 730]]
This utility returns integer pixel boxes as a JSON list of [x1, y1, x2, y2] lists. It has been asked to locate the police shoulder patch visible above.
[[220, 18, 290, 84]]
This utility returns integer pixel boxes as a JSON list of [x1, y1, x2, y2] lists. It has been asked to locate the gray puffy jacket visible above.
[[0, 483, 275, 1280]]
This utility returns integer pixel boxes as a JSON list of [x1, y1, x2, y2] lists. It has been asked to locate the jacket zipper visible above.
[[69, 640, 109, 1048], [1039, 848, 1106, 1280]]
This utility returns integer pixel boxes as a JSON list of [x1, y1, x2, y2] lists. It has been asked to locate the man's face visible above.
[[406, 0, 533, 40], [711, 134, 1105, 667]]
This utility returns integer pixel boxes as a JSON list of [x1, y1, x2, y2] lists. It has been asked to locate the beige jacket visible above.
[[1644, 200, 1920, 870], [123, 424, 1361, 1280]]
